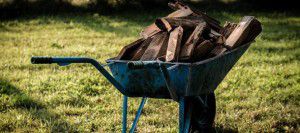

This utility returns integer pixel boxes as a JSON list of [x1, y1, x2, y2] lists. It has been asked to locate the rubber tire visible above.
[[190, 93, 216, 133]]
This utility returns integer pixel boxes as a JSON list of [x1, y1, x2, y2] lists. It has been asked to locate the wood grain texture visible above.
[[115, 38, 144, 60], [210, 16, 262, 56], [209, 45, 227, 57], [155, 18, 173, 32], [192, 40, 215, 61], [141, 32, 169, 60], [131, 37, 153, 60], [179, 22, 209, 61], [140, 24, 160, 39], [166, 26, 184, 62], [167, 7, 193, 18], [209, 30, 226, 45], [220, 22, 238, 38], [225, 16, 262, 49]]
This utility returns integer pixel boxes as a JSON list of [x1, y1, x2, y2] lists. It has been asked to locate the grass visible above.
[[0, 9, 299, 132]]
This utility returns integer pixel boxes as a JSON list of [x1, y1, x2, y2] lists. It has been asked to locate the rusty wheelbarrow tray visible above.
[[31, 42, 251, 133]]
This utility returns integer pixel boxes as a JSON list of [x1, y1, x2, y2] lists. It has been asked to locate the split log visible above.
[[155, 18, 173, 32], [167, 7, 193, 18], [168, 1, 221, 31], [207, 29, 229, 57], [192, 40, 215, 61], [140, 24, 160, 39], [155, 17, 205, 31], [115, 38, 144, 60], [210, 16, 262, 56], [225, 16, 262, 49], [243, 19, 262, 43], [179, 22, 209, 61], [140, 8, 193, 39], [209, 45, 227, 57], [219, 22, 238, 38], [117, 3, 263, 63], [209, 30, 226, 45], [141, 32, 169, 60], [168, 1, 217, 23], [166, 26, 184, 62], [131, 37, 153, 60]]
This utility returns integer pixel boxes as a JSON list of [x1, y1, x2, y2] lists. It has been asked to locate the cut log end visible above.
[[225, 16, 262, 49]]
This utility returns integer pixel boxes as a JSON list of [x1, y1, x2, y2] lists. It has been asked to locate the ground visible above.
[[0, 10, 299, 132]]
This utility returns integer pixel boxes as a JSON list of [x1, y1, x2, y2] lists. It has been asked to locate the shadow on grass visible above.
[[215, 126, 238, 133], [0, 78, 77, 132]]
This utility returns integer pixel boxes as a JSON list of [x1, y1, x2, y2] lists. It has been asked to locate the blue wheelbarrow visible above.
[[31, 42, 251, 132]]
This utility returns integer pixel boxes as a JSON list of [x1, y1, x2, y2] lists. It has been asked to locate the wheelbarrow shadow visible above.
[[214, 126, 238, 133], [0, 78, 76, 132]]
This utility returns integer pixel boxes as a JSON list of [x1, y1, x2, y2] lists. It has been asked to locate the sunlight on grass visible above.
[[0, 11, 299, 132]]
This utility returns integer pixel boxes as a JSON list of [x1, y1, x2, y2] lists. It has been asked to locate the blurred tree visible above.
[[0, 0, 298, 19]]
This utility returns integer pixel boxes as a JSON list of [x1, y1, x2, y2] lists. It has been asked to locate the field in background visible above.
[[0, 10, 299, 132]]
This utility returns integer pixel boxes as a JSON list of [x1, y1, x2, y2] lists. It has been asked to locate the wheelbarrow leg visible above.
[[122, 96, 128, 133], [122, 96, 147, 133], [130, 97, 147, 133], [179, 97, 192, 133]]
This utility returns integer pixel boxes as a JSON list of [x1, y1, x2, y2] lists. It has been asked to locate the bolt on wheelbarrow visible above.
[[31, 42, 252, 132]]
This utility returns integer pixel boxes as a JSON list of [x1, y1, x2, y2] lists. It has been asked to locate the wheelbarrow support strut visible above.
[[128, 61, 192, 133], [31, 57, 192, 133]]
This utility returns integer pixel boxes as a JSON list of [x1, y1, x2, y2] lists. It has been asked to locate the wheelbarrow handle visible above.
[[31, 56, 53, 64], [31, 56, 98, 65], [31, 56, 127, 95]]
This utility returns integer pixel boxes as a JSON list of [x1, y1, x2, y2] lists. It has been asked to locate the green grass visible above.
[[0, 10, 299, 132]]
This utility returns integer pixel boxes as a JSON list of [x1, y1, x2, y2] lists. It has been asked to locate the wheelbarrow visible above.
[[31, 42, 252, 132]]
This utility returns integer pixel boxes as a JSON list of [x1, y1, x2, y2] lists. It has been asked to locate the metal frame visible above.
[[31, 57, 192, 132]]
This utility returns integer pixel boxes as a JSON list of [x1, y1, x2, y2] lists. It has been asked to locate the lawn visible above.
[[0, 9, 299, 132]]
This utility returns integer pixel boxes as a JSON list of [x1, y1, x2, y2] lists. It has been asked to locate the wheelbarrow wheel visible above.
[[190, 93, 216, 133]]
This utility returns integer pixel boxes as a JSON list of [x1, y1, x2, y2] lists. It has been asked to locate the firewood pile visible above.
[[116, 1, 262, 62]]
